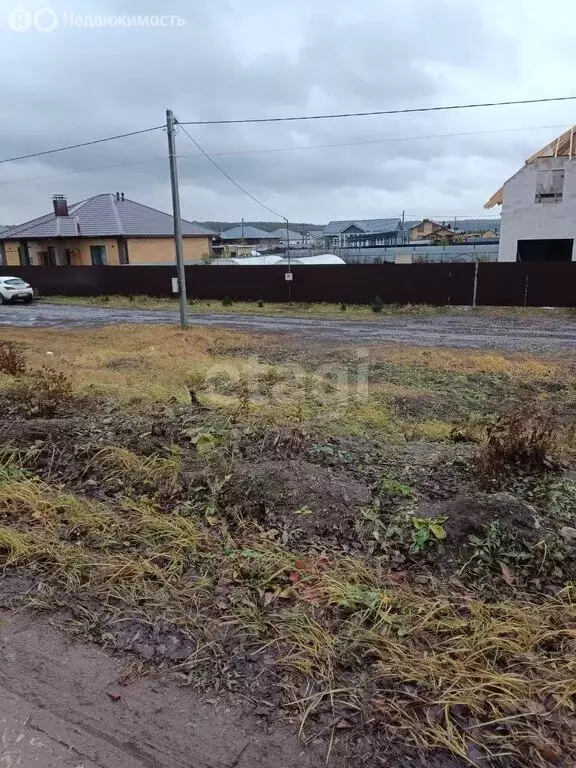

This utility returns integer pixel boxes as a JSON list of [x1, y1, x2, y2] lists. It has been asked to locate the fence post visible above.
[[472, 261, 479, 307], [523, 271, 529, 307]]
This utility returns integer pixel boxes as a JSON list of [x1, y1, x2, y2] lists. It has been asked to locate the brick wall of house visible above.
[[3, 236, 211, 266], [126, 237, 211, 264], [4, 238, 119, 266]]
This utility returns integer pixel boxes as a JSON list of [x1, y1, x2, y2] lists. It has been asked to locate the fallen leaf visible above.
[[500, 563, 515, 586], [263, 591, 275, 606], [389, 571, 406, 582], [537, 744, 561, 765], [300, 587, 321, 605]]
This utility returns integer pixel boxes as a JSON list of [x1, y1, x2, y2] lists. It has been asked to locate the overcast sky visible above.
[[0, 0, 575, 226]]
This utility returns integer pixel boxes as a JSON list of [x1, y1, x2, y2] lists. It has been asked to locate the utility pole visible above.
[[166, 108, 188, 329], [284, 217, 292, 304]]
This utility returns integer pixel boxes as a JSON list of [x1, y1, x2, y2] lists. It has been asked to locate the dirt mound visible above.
[[419, 492, 543, 549], [226, 459, 372, 537], [0, 416, 82, 444]]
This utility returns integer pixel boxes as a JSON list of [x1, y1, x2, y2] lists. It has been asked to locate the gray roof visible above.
[[219, 224, 280, 240], [269, 227, 305, 239], [1, 194, 216, 239], [451, 218, 500, 233], [324, 218, 403, 235]]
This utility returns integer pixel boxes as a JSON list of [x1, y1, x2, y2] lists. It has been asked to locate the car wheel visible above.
[[1, 295, 11, 305], [23, 296, 32, 304]]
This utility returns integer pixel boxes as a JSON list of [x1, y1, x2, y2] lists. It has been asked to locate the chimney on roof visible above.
[[115, 192, 120, 201], [121, 192, 125, 201], [52, 194, 69, 217]]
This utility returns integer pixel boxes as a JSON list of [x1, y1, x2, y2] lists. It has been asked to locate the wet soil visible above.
[[0, 610, 332, 768]]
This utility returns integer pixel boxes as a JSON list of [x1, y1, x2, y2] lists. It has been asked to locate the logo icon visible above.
[[34, 7, 58, 31], [7, 7, 58, 32], [7, 8, 33, 31]]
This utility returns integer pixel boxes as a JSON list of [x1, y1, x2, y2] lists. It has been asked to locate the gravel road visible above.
[[1, 302, 575, 351]]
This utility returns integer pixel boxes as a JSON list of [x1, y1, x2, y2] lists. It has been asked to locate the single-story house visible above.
[[0, 193, 215, 266], [321, 218, 408, 248], [217, 225, 280, 248], [269, 227, 308, 248], [307, 228, 326, 243]]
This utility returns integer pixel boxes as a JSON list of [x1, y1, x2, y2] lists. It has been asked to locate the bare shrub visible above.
[[477, 406, 557, 477], [11, 367, 73, 418], [0, 342, 26, 376]]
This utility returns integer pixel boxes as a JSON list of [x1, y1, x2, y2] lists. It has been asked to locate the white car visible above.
[[0, 276, 34, 304]]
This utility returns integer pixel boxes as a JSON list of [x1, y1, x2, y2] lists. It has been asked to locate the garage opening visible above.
[[517, 238, 573, 262]]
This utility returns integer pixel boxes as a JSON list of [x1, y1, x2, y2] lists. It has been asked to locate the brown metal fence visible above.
[[0, 263, 574, 306]]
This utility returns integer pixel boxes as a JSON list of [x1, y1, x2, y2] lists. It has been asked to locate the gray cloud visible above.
[[0, 0, 574, 224]]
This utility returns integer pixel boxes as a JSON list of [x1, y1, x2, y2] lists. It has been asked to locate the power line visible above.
[[1, 122, 570, 188], [183, 122, 572, 159], [175, 120, 286, 220], [0, 125, 164, 166], [180, 95, 576, 126], [0, 94, 573, 168]]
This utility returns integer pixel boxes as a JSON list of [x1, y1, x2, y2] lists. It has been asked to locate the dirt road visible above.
[[0, 303, 575, 350], [0, 609, 329, 768]]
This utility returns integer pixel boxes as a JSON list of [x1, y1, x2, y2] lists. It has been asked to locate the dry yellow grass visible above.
[[366, 346, 558, 379], [0, 325, 263, 401], [0, 324, 569, 448]]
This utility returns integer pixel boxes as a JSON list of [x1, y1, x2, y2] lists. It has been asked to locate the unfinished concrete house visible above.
[[485, 126, 576, 262]]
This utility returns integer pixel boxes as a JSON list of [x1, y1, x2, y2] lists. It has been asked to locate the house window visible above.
[[535, 169, 564, 203], [90, 245, 107, 265]]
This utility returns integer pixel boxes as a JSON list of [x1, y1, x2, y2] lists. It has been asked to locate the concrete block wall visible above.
[[498, 157, 576, 261]]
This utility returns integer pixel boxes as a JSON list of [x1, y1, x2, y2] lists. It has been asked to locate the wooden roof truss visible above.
[[485, 125, 576, 208]]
